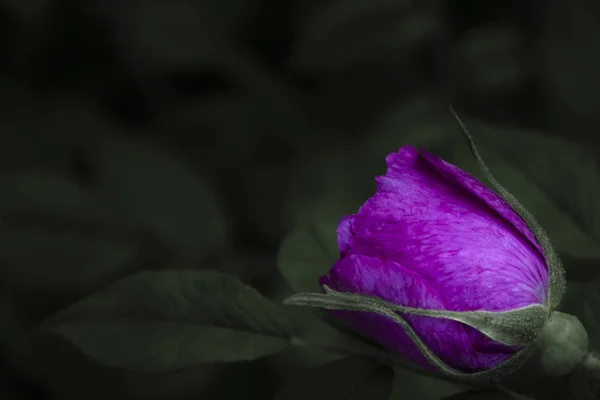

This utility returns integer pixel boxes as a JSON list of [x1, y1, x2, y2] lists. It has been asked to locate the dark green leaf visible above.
[[269, 285, 388, 377], [388, 367, 466, 400], [0, 172, 139, 289], [277, 223, 339, 293], [39, 270, 293, 370], [285, 288, 548, 347], [438, 390, 512, 400], [291, 0, 441, 70], [347, 366, 392, 400], [96, 136, 228, 261], [288, 307, 390, 362], [450, 108, 565, 309], [125, 365, 221, 397], [274, 357, 392, 400]]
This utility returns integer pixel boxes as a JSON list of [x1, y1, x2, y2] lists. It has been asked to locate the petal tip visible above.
[[317, 274, 331, 289], [385, 145, 420, 167]]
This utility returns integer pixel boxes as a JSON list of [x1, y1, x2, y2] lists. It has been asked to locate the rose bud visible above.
[[285, 111, 589, 382]]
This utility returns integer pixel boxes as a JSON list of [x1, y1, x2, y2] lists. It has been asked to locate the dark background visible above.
[[0, 0, 598, 399]]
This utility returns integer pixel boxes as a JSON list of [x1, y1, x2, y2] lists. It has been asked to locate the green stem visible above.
[[581, 352, 600, 379]]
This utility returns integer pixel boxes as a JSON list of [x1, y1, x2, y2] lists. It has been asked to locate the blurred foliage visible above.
[[0, 0, 600, 399]]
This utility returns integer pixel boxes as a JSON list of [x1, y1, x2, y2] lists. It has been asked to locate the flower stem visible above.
[[581, 352, 600, 379]]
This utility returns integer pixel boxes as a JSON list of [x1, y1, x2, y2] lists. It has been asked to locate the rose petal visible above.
[[319, 254, 513, 372], [345, 146, 547, 312], [420, 149, 546, 264]]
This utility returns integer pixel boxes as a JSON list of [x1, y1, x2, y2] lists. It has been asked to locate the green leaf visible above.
[[284, 288, 537, 381], [285, 287, 548, 347], [39, 270, 293, 370], [0, 172, 94, 213], [437, 390, 512, 400], [444, 117, 600, 282], [388, 367, 466, 400], [268, 284, 389, 362], [274, 357, 393, 400], [291, 0, 441, 70], [96, 136, 228, 261], [450, 108, 565, 309], [288, 307, 391, 363], [0, 172, 139, 289], [125, 365, 221, 397], [277, 223, 339, 293]]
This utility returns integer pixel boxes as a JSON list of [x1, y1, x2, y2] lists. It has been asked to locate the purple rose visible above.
[[319, 145, 549, 373]]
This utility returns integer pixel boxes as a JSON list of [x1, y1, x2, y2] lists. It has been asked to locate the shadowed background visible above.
[[0, 0, 599, 399]]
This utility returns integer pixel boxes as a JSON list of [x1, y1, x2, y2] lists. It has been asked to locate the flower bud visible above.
[[313, 144, 552, 377], [285, 111, 570, 382]]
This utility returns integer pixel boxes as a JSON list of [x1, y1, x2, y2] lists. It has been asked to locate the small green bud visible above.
[[535, 311, 588, 376]]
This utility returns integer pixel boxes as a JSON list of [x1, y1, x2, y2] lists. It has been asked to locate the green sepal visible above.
[[449, 107, 566, 310], [286, 285, 549, 346], [284, 287, 540, 382]]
